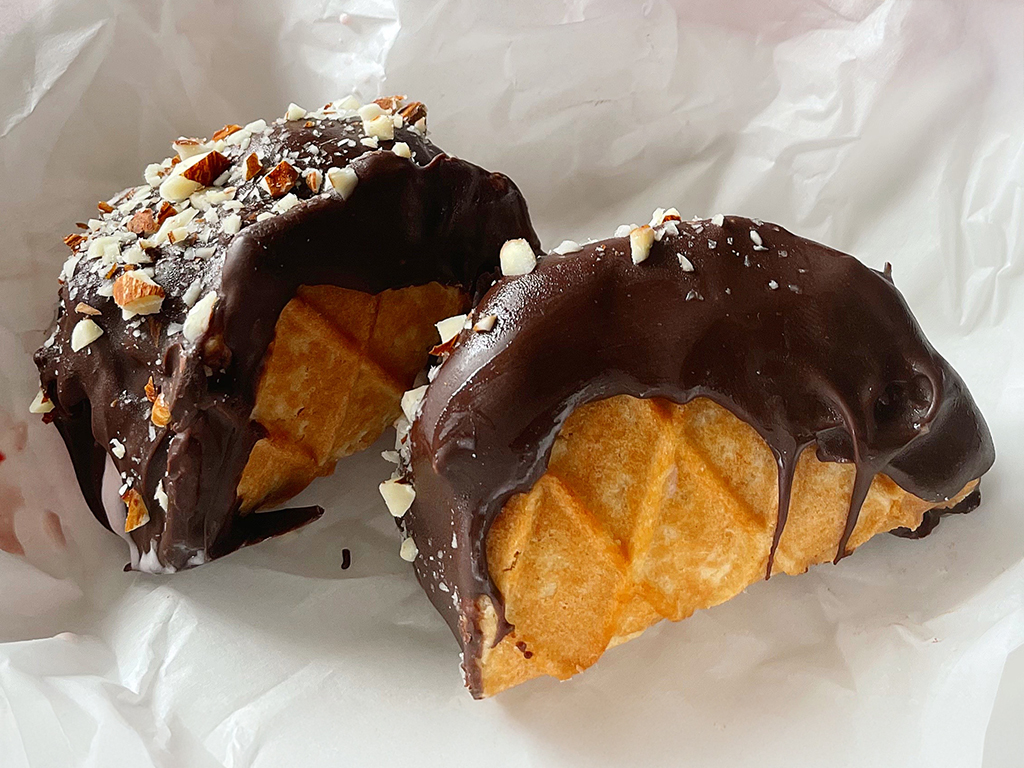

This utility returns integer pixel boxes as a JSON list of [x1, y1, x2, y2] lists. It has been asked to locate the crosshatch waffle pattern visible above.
[[237, 282, 465, 511], [477, 395, 975, 696]]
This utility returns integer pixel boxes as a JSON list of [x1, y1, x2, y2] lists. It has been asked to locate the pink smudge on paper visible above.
[[0, 482, 25, 556]]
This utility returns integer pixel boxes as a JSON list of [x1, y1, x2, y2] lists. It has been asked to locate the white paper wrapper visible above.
[[1, 1, 1022, 766]]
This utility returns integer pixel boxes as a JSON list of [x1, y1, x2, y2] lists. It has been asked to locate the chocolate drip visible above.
[[35, 114, 539, 572], [404, 216, 994, 696]]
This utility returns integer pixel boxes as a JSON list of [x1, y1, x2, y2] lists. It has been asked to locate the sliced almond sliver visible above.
[[380, 479, 415, 518]]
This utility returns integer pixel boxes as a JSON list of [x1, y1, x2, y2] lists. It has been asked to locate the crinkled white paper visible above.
[[1, 1, 1022, 766]]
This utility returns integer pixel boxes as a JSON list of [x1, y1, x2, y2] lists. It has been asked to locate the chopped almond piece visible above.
[[113, 271, 165, 317], [304, 169, 323, 193], [399, 101, 427, 125], [181, 150, 231, 188], [97, 201, 114, 213], [75, 302, 101, 316], [122, 488, 150, 532], [211, 124, 242, 141], [145, 376, 158, 403], [261, 160, 299, 197], [172, 138, 206, 159], [127, 208, 158, 235], [151, 393, 171, 427], [374, 95, 406, 112], [63, 233, 85, 249], [244, 153, 262, 180], [156, 201, 177, 225]]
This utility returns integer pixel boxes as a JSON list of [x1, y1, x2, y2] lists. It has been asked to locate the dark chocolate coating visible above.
[[35, 111, 539, 572], [404, 216, 995, 696]]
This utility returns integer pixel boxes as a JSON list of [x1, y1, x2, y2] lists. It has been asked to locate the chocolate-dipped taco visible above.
[[32, 96, 538, 573], [390, 210, 994, 697]]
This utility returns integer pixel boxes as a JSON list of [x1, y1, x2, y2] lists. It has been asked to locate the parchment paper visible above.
[[1, 1, 1021, 766]]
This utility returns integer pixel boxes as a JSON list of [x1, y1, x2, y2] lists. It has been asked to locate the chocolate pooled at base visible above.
[[33, 97, 539, 573], [401, 212, 995, 696]]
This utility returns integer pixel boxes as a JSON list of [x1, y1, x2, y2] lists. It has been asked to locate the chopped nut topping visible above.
[[122, 488, 150, 532], [399, 101, 427, 125], [552, 240, 582, 255], [181, 150, 231, 187], [357, 103, 386, 122], [326, 166, 358, 199], [284, 102, 307, 121], [156, 201, 177, 225], [127, 208, 158, 235], [75, 302, 101, 316], [271, 193, 300, 213], [70, 318, 103, 351], [374, 95, 405, 112], [87, 236, 121, 264], [244, 152, 263, 180], [711, 214, 725, 227], [768, 279, 779, 290], [221, 214, 241, 236], [392, 142, 412, 159], [260, 160, 299, 197], [500, 238, 537, 276], [29, 389, 54, 414], [399, 536, 419, 561], [211, 124, 242, 141], [304, 168, 323, 193], [380, 478, 416, 517], [750, 229, 763, 246], [360, 136, 379, 149], [364, 115, 395, 141], [145, 376, 158, 403], [151, 393, 171, 427], [159, 174, 202, 203], [113, 270, 165, 318], [110, 438, 126, 459], [630, 225, 655, 264], [97, 201, 114, 213], [435, 314, 468, 345], [677, 253, 695, 272], [172, 137, 206, 160], [473, 314, 497, 332], [63, 233, 85, 250], [183, 291, 218, 341], [144, 163, 165, 188], [401, 385, 428, 422]]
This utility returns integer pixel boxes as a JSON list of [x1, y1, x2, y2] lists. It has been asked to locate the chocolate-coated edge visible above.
[[403, 215, 995, 696], [35, 105, 539, 572]]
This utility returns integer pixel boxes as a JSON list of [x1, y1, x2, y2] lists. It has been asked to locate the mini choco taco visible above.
[[32, 96, 537, 573], [388, 210, 995, 697]]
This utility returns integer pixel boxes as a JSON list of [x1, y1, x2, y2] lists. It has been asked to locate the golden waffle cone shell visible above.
[[477, 395, 977, 696], [237, 282, 465, 511]]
